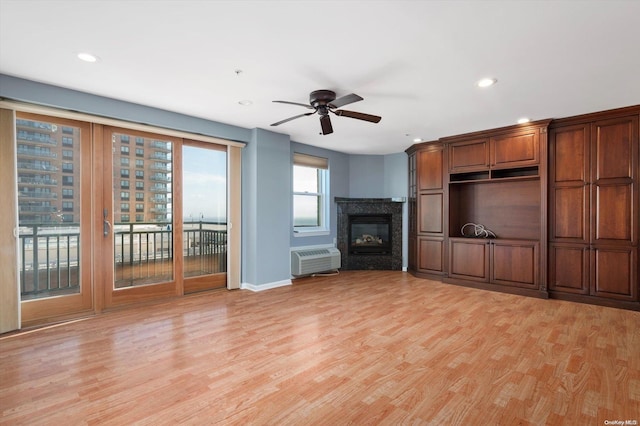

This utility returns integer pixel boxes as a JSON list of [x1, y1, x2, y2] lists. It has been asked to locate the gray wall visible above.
[[1, 74, 410, 287], [242, 129, 292, 286]]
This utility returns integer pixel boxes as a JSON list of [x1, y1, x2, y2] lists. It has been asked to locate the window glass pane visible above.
[[293, 194, 320, 227], [182, 145, 227, 279], [16, 117, 82, 300], [293, 165, 318, 193], [112, 132, 173, 288]]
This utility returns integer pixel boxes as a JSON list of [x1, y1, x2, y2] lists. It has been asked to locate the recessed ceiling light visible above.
[[517, 117, 530, 124], [238, 100, 253, 106], [477, 78, 497, 88], [77, 52, 99, 63], [413, 138, 422, 143]]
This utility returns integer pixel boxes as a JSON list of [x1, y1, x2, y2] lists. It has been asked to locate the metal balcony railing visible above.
[[19, 221, 228, 298]]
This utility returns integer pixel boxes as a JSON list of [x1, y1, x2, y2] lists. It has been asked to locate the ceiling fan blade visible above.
[[270, 112, 315, 126], [320, 115, 333, 135], [272, 100, 314, 109], [328, 93, 363, 109], [334, 109, 382, 123]]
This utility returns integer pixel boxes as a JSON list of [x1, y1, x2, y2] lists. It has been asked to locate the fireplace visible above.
[[349, 214, 392, 255], [336, 197, 404, 270]]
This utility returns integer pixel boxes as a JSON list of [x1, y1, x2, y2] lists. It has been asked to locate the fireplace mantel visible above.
[[335, 197, 404, 270]]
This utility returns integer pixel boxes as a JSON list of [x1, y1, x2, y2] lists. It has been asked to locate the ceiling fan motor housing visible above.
[[309, 90, 336, 107]]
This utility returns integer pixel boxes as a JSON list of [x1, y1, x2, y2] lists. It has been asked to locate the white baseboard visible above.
[[241, 279, 292, 292]]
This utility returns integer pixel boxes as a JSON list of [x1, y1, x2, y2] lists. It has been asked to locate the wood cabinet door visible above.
[[591, 246, 638, 301], [448, 139, 489, 173], [591, 115, 638, 246], [551, 186, 589, 242], [417, 148, 443, 191], [549, 124, 590, 244], [418, 193, 443, 234], [417, 237, 444, 274], [490, 129, 539, 168], [491, 240, 539, 288], [548, 243, 589, 294], [449, 238, 489, 282], [550, 124, 590, 185], [408, 236, 417, 272]]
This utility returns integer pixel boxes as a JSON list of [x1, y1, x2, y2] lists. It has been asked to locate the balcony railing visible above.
[[19, 221, 228, 298], [18, 177, 57, 186], [19, 224, 81, 299]]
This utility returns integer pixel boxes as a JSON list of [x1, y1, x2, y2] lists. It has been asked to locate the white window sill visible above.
[[293, 228, 330, 237]]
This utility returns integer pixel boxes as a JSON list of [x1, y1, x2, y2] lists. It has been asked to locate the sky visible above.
[[182, 146, 226, 222]]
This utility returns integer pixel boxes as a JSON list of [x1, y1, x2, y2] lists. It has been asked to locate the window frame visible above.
[[292, 153, 330, 237]]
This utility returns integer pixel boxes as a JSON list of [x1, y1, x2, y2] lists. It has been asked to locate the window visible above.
[[135, 159, 144, 168], [120, 191, 129, 200], [135, 137, 144, 146], [136, 203, 144, 212], [121, 214, 130, 222], [62, 149, 73, 159], [62, 162, 73, 173], [62, 201, 73, 211], [62, 126, 74, 135], [136, 192, 144, 201], [292, 153, 329, 233], [135, 181, 144, 190], [62, 176, 74, 186], [121, 146, 129, 155], [135, 148, 144, 157], [121, 180, 129, 189], [120, 135, 130, 144], [120, 169, 129, 177], [135, 170, 144, 179], [121, 203, 130, 212], [121, 157, 129, 166], [62, 136, 73, 146], [136, 214, 144, 222], [62, 189, 74, 199]]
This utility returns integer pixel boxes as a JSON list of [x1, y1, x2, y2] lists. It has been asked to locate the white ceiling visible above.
[[1, 0, 639, 155]]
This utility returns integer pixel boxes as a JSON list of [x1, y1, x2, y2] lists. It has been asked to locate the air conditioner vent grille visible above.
[[298, 249, 331, 257], [291, 247, 341, 276]]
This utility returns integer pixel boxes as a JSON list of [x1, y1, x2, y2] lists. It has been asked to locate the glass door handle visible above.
[[103, 208, 111, 237]]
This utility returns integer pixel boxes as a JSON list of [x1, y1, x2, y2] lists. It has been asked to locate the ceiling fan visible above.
[[270, 90, 382, 135]]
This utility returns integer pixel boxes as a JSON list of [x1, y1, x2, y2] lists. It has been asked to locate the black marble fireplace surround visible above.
[[336, 197, 403, 270]]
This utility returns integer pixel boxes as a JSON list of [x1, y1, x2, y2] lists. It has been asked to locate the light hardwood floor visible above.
[[1, 271, 639, 425]]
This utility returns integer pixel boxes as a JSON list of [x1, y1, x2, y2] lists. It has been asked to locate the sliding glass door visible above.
[[4, 108, 237, 328], [16, 112, 93, 325], [182, 140, 227, 293], [100, 127, 181, 308]]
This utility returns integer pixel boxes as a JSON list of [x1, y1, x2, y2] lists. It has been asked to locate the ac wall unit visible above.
[[291, 247, 341, 276]]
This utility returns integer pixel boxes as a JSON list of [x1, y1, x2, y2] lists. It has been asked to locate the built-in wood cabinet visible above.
[[448, 128, 540, 173], [443, 120, 549, 298], [408, 105, 639, 311], [407, 142, 446, 276], [449, 237, 539, 289], [549, 111, 639, 304]]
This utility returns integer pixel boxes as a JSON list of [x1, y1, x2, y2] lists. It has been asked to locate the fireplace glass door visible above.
[[349, 214, 392, 255]]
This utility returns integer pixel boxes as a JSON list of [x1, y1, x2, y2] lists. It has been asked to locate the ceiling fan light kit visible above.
[[271, 90, 381, 135]]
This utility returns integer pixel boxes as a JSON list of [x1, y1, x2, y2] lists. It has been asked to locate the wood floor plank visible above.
[[1, 271, 639, 425]]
